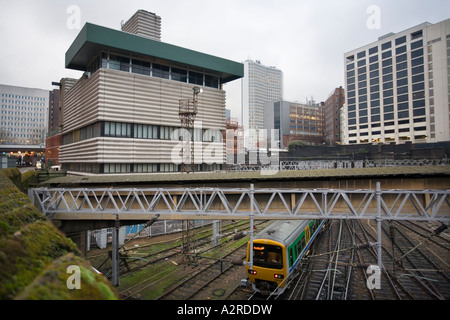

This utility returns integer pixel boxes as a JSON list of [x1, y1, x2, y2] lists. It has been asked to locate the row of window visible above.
[[0, 93, 46, 101], [347, 30, 423, 64], [87, 52, 221, 89], [349, 135, 428, 144], [1, 100, 46, 107], [62, 121, 223, 145], [62, 162, 222, 174], [349, 125, 427, 136]]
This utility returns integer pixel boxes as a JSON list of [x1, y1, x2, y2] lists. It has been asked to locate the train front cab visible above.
[[246, 239, 287, 295]]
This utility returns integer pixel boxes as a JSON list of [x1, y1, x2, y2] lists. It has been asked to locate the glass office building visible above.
[[344, 19, 450, 145]]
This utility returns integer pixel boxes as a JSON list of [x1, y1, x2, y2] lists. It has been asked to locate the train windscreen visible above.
[[253, 244, 283, 269]]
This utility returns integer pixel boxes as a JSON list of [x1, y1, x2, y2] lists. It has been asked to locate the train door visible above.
[[305, 226, 311, 243]]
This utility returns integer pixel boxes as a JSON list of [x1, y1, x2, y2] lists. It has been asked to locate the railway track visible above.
[[231, 219, 449, 301], [116, 220, 271, 299], [282, 219, 450, 300], [156, 242, 248, 300], [93, 220, 256, 278]]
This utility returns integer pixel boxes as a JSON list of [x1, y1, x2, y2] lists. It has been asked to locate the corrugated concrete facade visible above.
[[59, 69, 226, 171]]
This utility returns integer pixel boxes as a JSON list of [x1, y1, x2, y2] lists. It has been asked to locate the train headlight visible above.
[[248, 270, 257, 275], [274, 274, 284, 279]]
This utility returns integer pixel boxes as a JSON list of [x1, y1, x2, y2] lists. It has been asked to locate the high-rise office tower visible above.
[[121, 10, 161, 41], [242, 60, 283, 148], [344, 19, 450, 145], [0, 84, 49, 149]]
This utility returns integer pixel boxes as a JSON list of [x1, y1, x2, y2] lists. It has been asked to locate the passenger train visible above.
[[246, 219, 325, 295]]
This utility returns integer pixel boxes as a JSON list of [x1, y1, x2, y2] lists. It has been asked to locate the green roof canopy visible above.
[[66, 23, 244, 83]]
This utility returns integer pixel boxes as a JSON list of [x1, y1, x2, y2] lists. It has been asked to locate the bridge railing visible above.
[[28, 185, 450, 223]]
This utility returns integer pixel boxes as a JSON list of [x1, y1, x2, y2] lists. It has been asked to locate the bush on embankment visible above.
[[0, 169, 118, 300]]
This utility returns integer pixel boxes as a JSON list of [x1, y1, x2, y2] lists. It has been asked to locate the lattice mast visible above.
[[179, 86, 201, 173], [179, 86, 202, 262]]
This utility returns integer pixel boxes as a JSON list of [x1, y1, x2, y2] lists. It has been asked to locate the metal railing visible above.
[[228, 159, 450, 171]]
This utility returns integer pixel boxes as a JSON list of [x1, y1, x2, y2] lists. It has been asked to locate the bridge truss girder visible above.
[[29, 184, 450, 223]]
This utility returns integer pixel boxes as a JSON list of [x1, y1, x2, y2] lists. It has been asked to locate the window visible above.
[[134, 164, 158, 173], [134, 124, 158, 139], [395, 36, 406, 46], [131, 59, 150, 75], [397, 78, 408, 87], [382, 58, 392, 67], [398, 94, 409, 103], [189, 71, 203, 85], [413, 108, 426, 116], [411, 30, 423, 40], [397, 86, 408, 95], [383, 74, 393, 82], [412, 74, 424, 83], [413, 91, 425, 100], [382, 41, 392, 50], [411, 48, 424, 58], [413, 99, 425, 108], [171, 67, 187, 82], [160, 126, 175, 140], [369, 55, 378, 63], [398, 111, 409, 119], [109, 55, 129, 72], [369, 46, 378, 55], [370, 92, 380, 100], [153, 63, 170, 79], [412, 66, 424, 75], [203, 129, 222, 142], [382, 51, 392, 59], [104, 163, 131, 174], [397, 62, 407, 71], [383, 66, 393, 75], [412, 82, 425, 91], [205, 75, 218, 88], [383, 89, 393, 97], [370, 77, 379, 86], [396, 45, 407, 55], [411, 40, 423, 50], [384, 105, 394, 113], [253, 243, 282, 269], [160, 163, 178, 172], [371, 107, 380, 115], [396, 54, 407, 63], [104, 121, 131, 138], [398, 102, 409, 111], [412, 57, 424, 67]]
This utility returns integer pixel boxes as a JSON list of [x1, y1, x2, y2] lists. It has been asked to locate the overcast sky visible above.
[[0, 0, 449, 120]]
